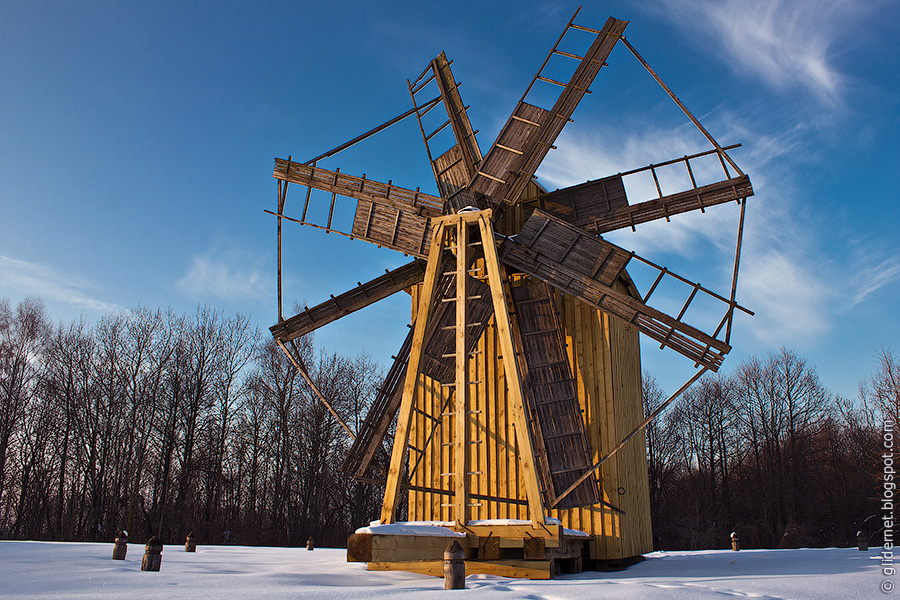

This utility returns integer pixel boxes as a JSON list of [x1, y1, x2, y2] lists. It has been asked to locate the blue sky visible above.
[[2, 0, 898, 399]]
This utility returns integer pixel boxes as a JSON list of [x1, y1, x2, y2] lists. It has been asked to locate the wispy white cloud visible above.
[[737, 249, 832, 345], [176, 245, 270, 303], [843, 252, 900, 310], [0, 255, 124, 314], [650, 0, 874, 105]]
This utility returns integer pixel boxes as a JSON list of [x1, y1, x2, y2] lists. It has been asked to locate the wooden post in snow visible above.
[[141, 536, 163, 571], [111, 531, 127, 560], [443, 540, 465, 589]]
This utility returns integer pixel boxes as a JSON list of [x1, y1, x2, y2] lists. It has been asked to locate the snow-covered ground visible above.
[[0, 540, 882, 599]]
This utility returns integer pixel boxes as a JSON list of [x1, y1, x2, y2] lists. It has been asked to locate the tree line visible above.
[[0, 297, 384, 547], [644, 347, 894, 550], [1, 296, 894, 549]]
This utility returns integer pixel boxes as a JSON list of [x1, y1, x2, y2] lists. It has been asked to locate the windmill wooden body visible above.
[[267, 10, 753, 579]]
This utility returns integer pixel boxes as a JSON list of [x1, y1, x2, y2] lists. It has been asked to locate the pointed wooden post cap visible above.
[[141, 536, 163, 571], [444, 540, 464, 559], [145, 536, 163, 551], [443, 540, 465, 589]]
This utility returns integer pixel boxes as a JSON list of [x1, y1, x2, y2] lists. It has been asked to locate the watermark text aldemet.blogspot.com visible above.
[[883, 420, 896, 593]]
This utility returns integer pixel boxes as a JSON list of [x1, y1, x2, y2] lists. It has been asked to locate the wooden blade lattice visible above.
[[534, 147, 753, 234], [270, 259, 428, 344], [408, 52, 485, 211], [343, 255, 494, 479], [469, 16, 628, 206], [498, 209, 734, 371], [510, 281, 600, 508], [272, 158, 439, 257]]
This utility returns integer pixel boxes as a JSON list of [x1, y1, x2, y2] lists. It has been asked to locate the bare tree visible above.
[[0, 298, 51, 528]]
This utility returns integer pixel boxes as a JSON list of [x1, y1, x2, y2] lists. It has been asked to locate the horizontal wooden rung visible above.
[[521, 328, 561, 337], [532, 395, 580, 408], [526, 358, 569, 369], [425, 119, 452, 141], [570, 22, 602, 34], [511, 114, 541, 127], [495, 143, 524, 155], [542, 431, 580, 441], [553, 49, 584, 60], [513, 296, 552, 306], [537, 75, 567, 87], [551, 466, 590, 475], [476, 170, 507, 184]]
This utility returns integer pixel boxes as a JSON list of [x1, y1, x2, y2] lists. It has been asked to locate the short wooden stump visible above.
[[141, 536, 163, 571], [112, 531, 128, 560]]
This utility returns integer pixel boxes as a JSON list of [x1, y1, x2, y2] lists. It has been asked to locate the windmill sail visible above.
[[498, 210, 732, 371], [469, 17, 628, 206], [535, 148, 754, 234], [510, 281, 600, 508], [408, 52, 484, 209], [270, 259, 428, 344], [273, 159, 439, 257]]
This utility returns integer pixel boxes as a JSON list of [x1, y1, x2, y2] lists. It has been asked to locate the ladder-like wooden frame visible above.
[[380, 209, 546, 529]]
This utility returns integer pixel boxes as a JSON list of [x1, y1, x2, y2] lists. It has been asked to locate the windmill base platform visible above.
[[347, 521, 639, 579]]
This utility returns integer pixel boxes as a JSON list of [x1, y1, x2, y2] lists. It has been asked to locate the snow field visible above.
[[0, 541, 882, 599]]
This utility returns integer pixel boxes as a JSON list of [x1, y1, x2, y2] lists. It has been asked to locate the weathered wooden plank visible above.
[[470, 17, 628, 205], [351, 201, 434, 258], [511, 281, 600, 509], [367, 559, 554, 580], [589, 174, 753, 234], [274, 158, 443, 216], [514, 210, 632, 287], [478, 213, 547, 528], [535, 174, 628, 230], [381, 222, 448, 523], [499, 210, 730, 371], [271, 259, 428, 343]]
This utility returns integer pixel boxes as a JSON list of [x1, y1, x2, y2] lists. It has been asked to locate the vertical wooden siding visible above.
[[407, 268, 652, 559]]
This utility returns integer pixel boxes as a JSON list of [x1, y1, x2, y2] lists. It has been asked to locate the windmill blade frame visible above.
[[468, 15, 628, 206]]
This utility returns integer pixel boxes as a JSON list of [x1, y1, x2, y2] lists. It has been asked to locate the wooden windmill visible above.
[[267, 9, 753, 578]]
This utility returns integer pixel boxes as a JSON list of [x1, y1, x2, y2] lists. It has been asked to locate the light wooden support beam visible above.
[[476, 211, 547, 529], [275, 339, 356, 440], [454, 220, 469, 527], [380, 221, 447, 523]]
